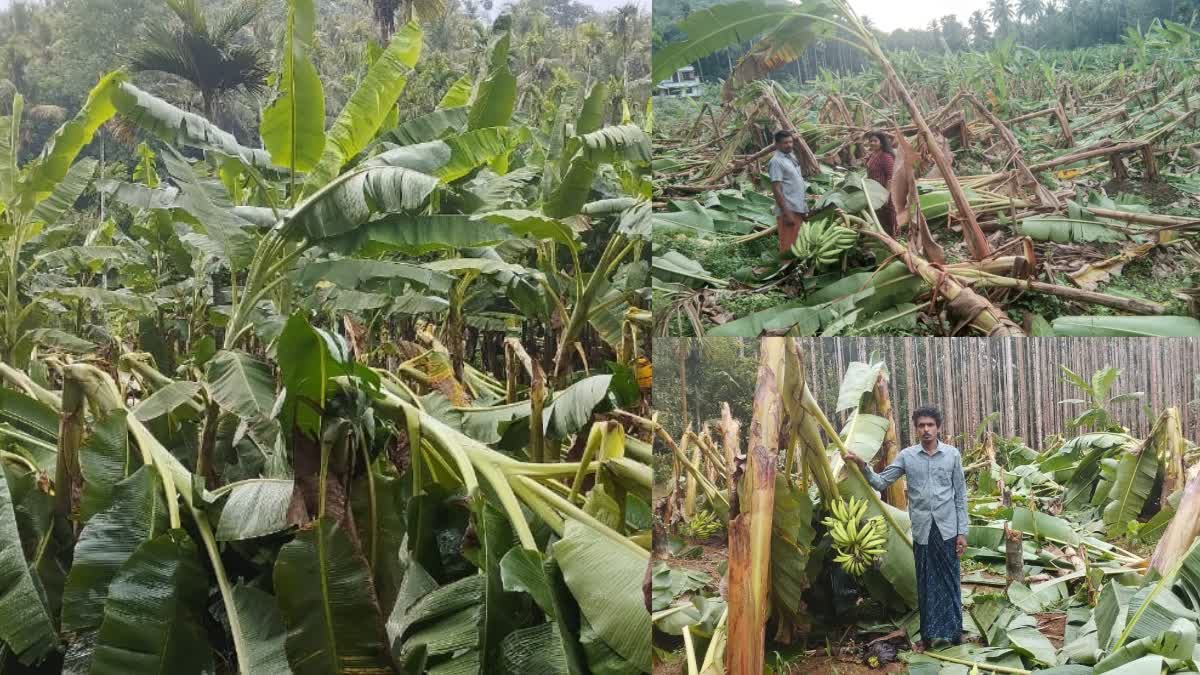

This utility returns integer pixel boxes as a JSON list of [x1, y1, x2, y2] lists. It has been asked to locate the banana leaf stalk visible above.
[[57, 363, 258, 674], [683, 436, 702, 518], [692, 430, 730, 480], [552, 232, 635, 382], [367, 384, 648, 556], [719, 402, 740, 495], [661, 430, 729, 517], [923, 651, 1032, 674], [701, 607, 729, 673], [950, 268, 1167, 315], [725, 337, 787, 675], [866, 370, 906, 509], [1150, 452, 1200, 575], [0, 361, 60, 407]]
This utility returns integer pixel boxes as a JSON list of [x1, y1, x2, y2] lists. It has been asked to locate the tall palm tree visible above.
[[365, 0, 448, 45], [989, 0, 1014, 36], [1018, 0, 1044, 24], [129, 0, 267, 123], [970, 9, 992, 47], [610, 3, 639, 84]]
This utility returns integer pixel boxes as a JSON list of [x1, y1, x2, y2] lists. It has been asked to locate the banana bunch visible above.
[[821, 496, 887, 576], [785, 217, 859, 267]]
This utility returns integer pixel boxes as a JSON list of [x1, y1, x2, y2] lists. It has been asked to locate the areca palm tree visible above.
[[365, 0, 448, 44], [129, 0, 268, 123]]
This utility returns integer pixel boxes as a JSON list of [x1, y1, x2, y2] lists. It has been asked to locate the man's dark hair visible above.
[[774, 130, 792, 143], [911, 405, 943, 427]]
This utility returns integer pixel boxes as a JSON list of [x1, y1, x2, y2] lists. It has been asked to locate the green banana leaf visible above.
[[260, 0, 325, 172], [1101, 443, 1158, 535], [78, 412, 133, 522], [438, 127, 529, 182], [468, 33, 516, 130], [112, 81, 274, 170], [160, 145, 255, 266], [553, 520, 651, 672], [652, 0, 816, 82], [385, 107, 468, 146], [576, 82, 608, 136], [231, 586, 293, 674], [835, 359, 886, 411], [323, 214, 512, 256], [16, 72, 121, 211], [295, 259, 455, 294], [131, 381, 203, 422], [652, 249, 727, 289], [770, 477, 816, 618], [61, 467, 168, 635], [543, 375, 614, 439], [90, 530, 214, 674], [206, 350, 276, 421], [839, 411, 890, 459], [29, 157, 97, 226], [303, 21, 423, 193], [289, 165, 440, 242], [214, 479, 294, 541], [274, 517, 393, 674], [437, 74, 473, 109], [0, 464, 58, 664], [1094, 618, 1195, 674], [1011, 506, 1083, 546], [1019, 216, 1126, 243], [1052, 316, 1200, 337]]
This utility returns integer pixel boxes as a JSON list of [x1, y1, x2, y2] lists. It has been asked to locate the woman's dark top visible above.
[[867, 151, 895, 191]]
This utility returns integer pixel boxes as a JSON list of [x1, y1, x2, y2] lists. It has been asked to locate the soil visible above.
[[1034, 612, 1067, 649], [666, 540, 728, 591], [1101, 178, 1181, 208]]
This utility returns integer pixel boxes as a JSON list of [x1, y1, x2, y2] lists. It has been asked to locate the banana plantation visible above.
[[0, 0, 654, 672], [651, 338, 1200, 674], [651, 0, 1200, 337]]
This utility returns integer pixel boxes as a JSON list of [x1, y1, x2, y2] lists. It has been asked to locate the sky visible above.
[[848, 0, 993, 31]]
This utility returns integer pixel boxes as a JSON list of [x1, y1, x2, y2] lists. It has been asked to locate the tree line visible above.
[[653, 0, 1200, 85]]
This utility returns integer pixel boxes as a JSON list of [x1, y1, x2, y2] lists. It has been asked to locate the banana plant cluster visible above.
[[0, 312, 652, 674], [0, 0, 657, 672], [0, 0, 653, 391]]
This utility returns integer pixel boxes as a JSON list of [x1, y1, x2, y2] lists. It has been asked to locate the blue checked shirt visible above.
[[860, 441, 969, 545]]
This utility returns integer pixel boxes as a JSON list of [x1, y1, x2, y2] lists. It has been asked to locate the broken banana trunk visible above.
[[861, 229, 1026, 336]]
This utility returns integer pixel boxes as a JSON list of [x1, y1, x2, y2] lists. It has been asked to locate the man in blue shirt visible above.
[[767, 130, 809, 253], [841, 405, 968, 652]]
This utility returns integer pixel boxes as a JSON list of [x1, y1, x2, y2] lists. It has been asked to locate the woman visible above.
[[865, 131, 897, 236]]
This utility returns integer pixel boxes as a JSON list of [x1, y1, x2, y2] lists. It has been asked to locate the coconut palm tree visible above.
[[970, 10, 992, 47], [989, 0, 1015, 36], [129, 0, 268, 123], [1018, 0, 1044, 25]]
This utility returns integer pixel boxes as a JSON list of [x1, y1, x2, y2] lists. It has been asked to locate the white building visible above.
[[655, 66, 702, 98]]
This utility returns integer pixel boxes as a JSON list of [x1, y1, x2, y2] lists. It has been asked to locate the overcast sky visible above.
[[849, 0, 993, 31]]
